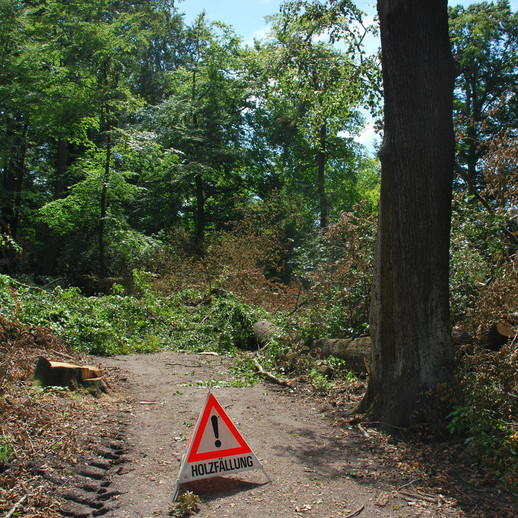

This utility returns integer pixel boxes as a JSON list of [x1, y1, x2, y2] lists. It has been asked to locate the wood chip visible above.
[[375, 493, 389, 507]]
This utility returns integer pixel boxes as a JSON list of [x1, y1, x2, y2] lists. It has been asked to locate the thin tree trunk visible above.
[[195, 172, 205, 246], [191, 64, 205, 252], [39, 139, 68, 275], [317, 121, 329, 230], [99, 131, 111, 279], [3, 120, 27, 238], [359, 0, 457, 429]]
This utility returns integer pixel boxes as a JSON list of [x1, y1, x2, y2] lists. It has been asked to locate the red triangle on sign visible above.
[[187, 393, 252, 463]]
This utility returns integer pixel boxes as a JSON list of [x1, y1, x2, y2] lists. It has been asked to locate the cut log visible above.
[[310, 337, 371, 376], [253, 319, 281, 347], [33, 357, 107, 393], [496, 321, 517, 339], [478, 324, 511, 351], [452, 326, 474, 346]]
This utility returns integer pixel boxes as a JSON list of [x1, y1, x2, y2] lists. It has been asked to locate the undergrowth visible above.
[[1, 176, 516, 495], [447, 342, 518, 492], [0, 273, 268, 356]]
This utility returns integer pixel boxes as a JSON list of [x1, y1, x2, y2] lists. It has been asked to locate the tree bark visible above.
[[317, 121, 329, 230], [2, 119, 27, 238], [359, 0, 457, 428], [99, 131, 111, 279]]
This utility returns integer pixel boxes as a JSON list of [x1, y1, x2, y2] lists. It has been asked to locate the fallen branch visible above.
[[252, 358, 292, 387], [399, 490, 438, 503], [5, 495, 27, 518], [396, 479, 417, 491], [356, 424, 370, 438], [344, 504, 365, 518]]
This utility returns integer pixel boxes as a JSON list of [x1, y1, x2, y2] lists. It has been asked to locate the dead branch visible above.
[[5, 495, 27, 518], [344, 505, 365, 518], [399, 490, 438, 503], [252, 358, 292, 387], [396, 479, 417, 491]]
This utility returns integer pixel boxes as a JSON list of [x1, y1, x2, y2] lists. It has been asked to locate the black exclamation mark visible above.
[[211, 415, 221, 448]]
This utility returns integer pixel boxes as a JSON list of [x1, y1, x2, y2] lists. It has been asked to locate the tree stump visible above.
[[33, 357, 108, 394]]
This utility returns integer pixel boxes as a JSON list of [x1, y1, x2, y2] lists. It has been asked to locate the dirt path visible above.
[[70, 351, 476, 518]]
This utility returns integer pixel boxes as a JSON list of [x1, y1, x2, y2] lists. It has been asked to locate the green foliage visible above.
[[446, 130, 518, 494], [230, 357, 260, 387], [309, 368, 332, 392], [294, 201, 376, 340], [450, 131, 518, 330], [446, 343, 518, 491], [0, 233, 23, 257], [169, 293, 267, 353], [0, 434, 12, 465], [256, 0, 381, 226], [449, 0, 518, 187], [0, 273, 266, 356], [449, 194, 496, 325], [170, 491, 201, 517]]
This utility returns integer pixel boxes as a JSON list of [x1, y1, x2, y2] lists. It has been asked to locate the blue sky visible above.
[[178, 0, 518, 45], [177, 0, 518, 151]]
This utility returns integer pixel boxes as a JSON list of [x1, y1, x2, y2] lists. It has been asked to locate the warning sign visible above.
[[172, 391, 269, 499]]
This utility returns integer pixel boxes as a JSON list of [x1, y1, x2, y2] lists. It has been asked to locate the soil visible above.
[[2, 348, 516, 518], [73, 351, 516, 517]]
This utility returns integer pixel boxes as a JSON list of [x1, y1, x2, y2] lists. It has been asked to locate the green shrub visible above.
[[447, 343, 518, 492], [0, 435, 12, 465], [294, 202, 376, 341], [0, 274, 268, 356]]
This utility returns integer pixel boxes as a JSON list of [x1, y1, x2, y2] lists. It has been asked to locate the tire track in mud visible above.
[[58, 434, 128, 517]]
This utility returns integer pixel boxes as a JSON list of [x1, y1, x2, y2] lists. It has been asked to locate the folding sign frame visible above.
[[172, 389, 270, 501]]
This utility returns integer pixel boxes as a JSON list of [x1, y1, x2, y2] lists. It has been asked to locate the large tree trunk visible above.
[[359, 0, 457, 429]]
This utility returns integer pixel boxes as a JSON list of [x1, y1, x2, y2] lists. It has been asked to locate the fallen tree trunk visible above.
[[253, 319, 281, 348], [310, 337, 371, 376]]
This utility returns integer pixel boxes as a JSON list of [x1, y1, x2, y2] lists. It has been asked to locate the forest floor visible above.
[[2, 347, 517, 518]]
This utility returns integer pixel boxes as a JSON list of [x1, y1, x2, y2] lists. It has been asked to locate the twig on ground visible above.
[[5, 495, 27, 518], [359, 421, 409, 432], [344, 504, 365, 517], [165, 363, 201, 368], [397, 479, 417, 491], [399, 490, 438, 503]]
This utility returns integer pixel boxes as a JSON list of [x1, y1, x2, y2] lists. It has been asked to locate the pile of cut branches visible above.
[[0, 317, 113, 517]]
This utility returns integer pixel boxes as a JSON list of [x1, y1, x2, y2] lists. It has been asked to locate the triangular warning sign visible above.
[[172, 391, 270, 500], [187, 392, 251, 462]]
